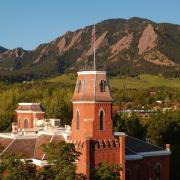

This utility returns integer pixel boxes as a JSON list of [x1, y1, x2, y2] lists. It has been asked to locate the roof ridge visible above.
[[0, 138, 16, 156], [41, 134, 54, 160], [33, 138, 37, 159], [127, 135, 164, 150]]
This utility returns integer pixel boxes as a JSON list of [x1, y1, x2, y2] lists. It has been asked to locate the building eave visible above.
[[18, 103, 41, 106], [16, 110, 44, 113], [77, 71, 106, 75], [126, 150, 171, 161], [126, 154, 143, 160], [72, 101, 113, 104], [138, 150, 171, 157]]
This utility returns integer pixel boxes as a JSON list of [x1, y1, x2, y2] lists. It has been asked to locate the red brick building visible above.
[[0, 70, 170, 180], [16, 103, 45, 129], [67, 70, 170, 180]]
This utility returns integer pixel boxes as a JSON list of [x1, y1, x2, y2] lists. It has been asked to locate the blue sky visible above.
[[0, 0, 179, 50]]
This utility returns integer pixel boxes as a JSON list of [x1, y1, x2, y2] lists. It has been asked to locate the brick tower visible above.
[[69, 71, 125, 180]]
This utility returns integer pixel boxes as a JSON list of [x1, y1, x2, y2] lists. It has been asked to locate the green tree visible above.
[[42, 141, 84, 180], [91, 161, 121, 180], [113, 113, 145, 139], [125, 114, 145, 139], [0, 153, 37, 180], [147, 111, 180, 180]]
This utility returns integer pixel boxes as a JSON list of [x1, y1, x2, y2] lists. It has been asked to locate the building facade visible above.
[[68, 71, 125, 179], [68, 70, 170, 180], [16, 103, 45, 129], [0, 70, 170, 180]]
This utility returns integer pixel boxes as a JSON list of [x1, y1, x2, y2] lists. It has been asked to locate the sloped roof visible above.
[[6, 139, 36, 158], [34, 135, 52, 159], [16, 103, 44, 112], [0, 134, 169, 161], [0, 134, 65, 159], [72, 71, 113, 102], [0, 137, 13, 149], [126, 136, 164, 153], [125, 136, 170, 160]]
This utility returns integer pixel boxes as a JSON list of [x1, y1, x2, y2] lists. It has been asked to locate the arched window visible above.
[[100, 110, 104, 130], [76, 111, 80, 130], [18, 119, 21, 128], [24, 119, 28, 129], [99, 80, 107, 92], [76, 80, 82, 93], [155, 163, 161, 180]]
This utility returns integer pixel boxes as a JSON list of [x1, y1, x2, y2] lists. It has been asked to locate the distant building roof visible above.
[[16, 103, 44, 112], [0, 133, 65, 160], [125, 136, 170, 160], [0, 130, 170, 163]]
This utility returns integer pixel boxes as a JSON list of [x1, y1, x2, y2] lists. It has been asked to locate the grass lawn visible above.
[[46, 73, 180, 90], [109, 74, 180, 89]]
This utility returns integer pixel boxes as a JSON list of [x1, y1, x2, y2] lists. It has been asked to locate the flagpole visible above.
[[93, 23, 96, 71]]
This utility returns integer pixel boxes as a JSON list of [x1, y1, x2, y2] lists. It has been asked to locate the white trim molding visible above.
[[16, 110, 44, 113], [78, 71, 106, 75], [18, 103, 41, 105], [138, 150, 171, 157], [114, 132, 126, 136], [126, 150, 171, 161], [73, 101, 112, 104]]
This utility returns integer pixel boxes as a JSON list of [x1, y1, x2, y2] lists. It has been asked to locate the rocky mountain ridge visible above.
[[0, 17, 180, 81]]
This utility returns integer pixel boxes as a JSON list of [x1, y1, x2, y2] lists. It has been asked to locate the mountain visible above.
[[0, 17, 180, 81], [0, 46, 8, 53]]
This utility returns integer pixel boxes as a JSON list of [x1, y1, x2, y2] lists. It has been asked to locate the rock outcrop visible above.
[[111, 33, 133, 54], [138, 24, 157, 55]]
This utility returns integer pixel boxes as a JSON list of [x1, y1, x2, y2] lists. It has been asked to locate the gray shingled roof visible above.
[[126, 136, 164, 154]]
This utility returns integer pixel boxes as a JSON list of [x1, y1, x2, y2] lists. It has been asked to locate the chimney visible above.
[[166, 144, 170, 151], [12, 122, 18, 134]]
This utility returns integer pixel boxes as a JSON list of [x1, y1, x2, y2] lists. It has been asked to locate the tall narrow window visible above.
[[24, 119, 28, 129], [76, 111, 80, 130], [76, 80, 82, 93], [100, 110, 104, 130], [18, 119, 21, 128], [100, 80, 107, 92], [155, 164, 161, 180]]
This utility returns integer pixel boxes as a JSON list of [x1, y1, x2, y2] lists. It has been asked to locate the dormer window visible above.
[[76, 80, 82, 93], [100, 80, 107, 92]]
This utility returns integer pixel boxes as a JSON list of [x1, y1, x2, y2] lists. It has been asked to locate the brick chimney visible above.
[[166, 144, 170, 151]]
